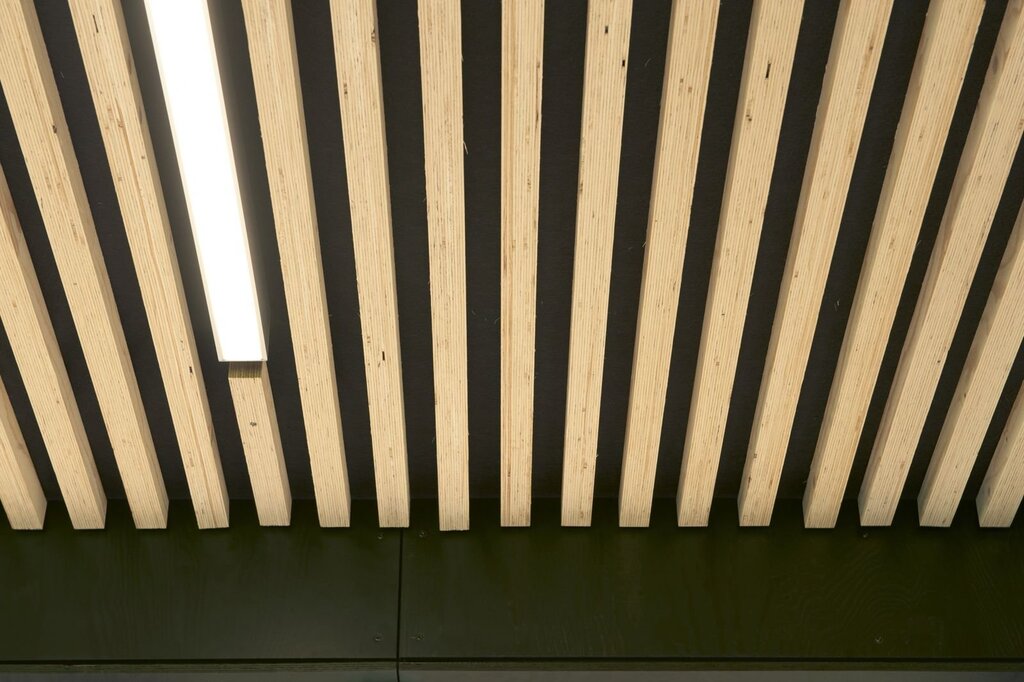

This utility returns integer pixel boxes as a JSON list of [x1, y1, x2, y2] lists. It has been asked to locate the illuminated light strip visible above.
[[144, 0, 266, 362]]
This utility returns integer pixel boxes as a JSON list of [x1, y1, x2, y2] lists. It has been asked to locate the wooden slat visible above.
[[618, 0, 718, 528], [227, 363, 291, 527], [243, 0, 350, 527], [330, 0, 410, 527], [920, 204, 1024, 526], [860, 1, 1024, 527], [501, 0, 544, 527], [70, 0, 228, 529], [677, 0, 803, 527], [978, 384, 1024, 527], [738, 0, 892, 527], [1, 161, 103, 529], [0, 163, 102, 529], [418, 0, 469, 531], [803, 0, 984, 528], [0, 374, 46, 530], [0, 0, 164, 528], [561, 0, 632, 527]]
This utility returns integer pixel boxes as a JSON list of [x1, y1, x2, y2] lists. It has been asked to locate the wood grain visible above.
[[803, 0, 984, 528], [501, 0, 544, 527], [0, 162, 102, 529], [0, 373, 46, 530], [228, 362, 291, 527], [418, 0, 469, 531], [331, 0, 410, 527], [738, 0, 892, 527], [978, 381, 1024, 527], [677, 0, 803, 527], [0, 0, 168, 528], [860, 0, 1024, 526], [618, 0, 719, 528], [70, 0, 228, 529], [243, 0, 350, 527], [561, 0, 632, 527], [920, 203, 1024, 527]]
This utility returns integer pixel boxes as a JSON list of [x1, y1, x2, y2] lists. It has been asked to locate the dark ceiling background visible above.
[[0, 0, 1022, 519]]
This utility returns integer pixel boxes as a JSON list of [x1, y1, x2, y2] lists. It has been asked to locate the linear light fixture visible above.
[[144, 0, 266, 362]]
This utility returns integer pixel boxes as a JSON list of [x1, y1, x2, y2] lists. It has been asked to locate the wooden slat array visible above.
[[2, 0, 1024, 532], [678, 0, 803, 527], [920, 204, 1024, 527], [860, 1, 1024, 526], [70, 0, 229, 530], [0, 162, 103, 529], [501, 0, 544, 527], [228, 362, 291, 527], [243, 0, 350, 527], [561, 0, 632, 527], [0, 0, 166, 529], [0, 373, 46, 530], [803, 0, 984, 528], [739, 0, 892, 527], [418, 0, 470, 531], [619, 0, 719, 528], [331, 0, 410, 528]]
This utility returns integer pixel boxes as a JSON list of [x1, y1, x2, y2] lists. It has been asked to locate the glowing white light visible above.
[[144, 0, 266, 362]]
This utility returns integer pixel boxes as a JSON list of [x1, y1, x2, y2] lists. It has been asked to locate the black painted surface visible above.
[[0, 501, 399, 664], [399, 670, 1023, 681], [0, 0, 1021, 512], [0, 667, 393, 681], [0, 500, 1022, 673], [400, 499, 1024, 663]]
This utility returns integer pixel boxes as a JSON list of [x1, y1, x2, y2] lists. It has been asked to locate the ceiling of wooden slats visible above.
[[0, 0, 1022, 530]]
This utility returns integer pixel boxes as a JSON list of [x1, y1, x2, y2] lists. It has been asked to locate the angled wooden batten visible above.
[[0, 163, 101, 529], [418, 0, 470, 531], [69, 0, 229, 529], [738, 0, 892, 527], [0, 0, 165, 528], [243, 0, 351, 527], [920, 203, 1024, 527], [618, 0, 719, 528], [0, 373, 46, 530], [803, 0, 984, 529], [561, 0, 632, 527], [501, 0, 544, 527], [978, 378, 1024, 527], [860, 0, 1024, 527], [677, 0, 803, 527], [331, 0, 410, 527], [228, 362, 291, 527]]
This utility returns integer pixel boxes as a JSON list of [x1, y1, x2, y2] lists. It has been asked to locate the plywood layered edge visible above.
[[243, 0, 351, 527], [618, 0, 719, 528]]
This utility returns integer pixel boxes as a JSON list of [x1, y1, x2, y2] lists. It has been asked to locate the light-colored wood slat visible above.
[[738, 0, 892, 527], [0, 0, 164, 528], [243, 0, 350, 528], [803, 0, 984, 528], [500, 0, 543, 527], [861, 1, 1024, 526], [0, 163, 103, 529], [418, 0, 469, 531], [69, 0, 228, 529], [978, 384, 1024, 527], [677, 0, 803, 527], [920, 204, 1024, 526], [228, 362, 291, 526], [561, 0, 632, 528], [330, 0, 410, 528], [0, 374, 46, 530], [618, 0, 718, 528]]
